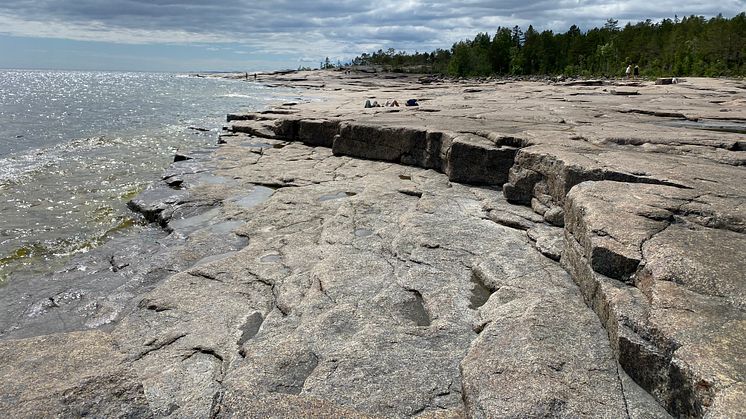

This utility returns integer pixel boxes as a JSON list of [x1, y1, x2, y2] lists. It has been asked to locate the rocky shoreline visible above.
[[1, 71, 744, 418]]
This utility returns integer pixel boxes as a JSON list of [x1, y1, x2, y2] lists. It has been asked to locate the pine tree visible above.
[[351, 14, 746, 77]]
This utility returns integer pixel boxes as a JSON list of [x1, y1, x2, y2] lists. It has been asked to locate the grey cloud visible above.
[[0, 0, 742, 57]]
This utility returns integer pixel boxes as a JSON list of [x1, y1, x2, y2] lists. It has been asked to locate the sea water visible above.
[[0, 70, 296, 282]]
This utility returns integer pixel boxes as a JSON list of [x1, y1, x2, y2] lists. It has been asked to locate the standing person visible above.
[[633, 65, 640, 79], [625, 64, 632, 79]]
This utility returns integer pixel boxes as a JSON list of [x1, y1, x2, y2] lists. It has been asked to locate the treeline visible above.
[[350, 14, 746, 77]]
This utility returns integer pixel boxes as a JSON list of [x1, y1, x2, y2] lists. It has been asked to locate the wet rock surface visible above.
[[1, 72, 744, 417], [0, 155, 249, 341]]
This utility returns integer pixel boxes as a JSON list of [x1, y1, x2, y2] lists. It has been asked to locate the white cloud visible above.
[[0, 14, 235, 44], [0, 0, 742, 60]]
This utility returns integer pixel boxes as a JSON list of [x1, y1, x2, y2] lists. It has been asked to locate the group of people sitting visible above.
[[364, 99, 418, 108]]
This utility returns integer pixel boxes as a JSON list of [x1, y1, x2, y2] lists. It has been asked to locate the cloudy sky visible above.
[[0, 1, 742, 72]]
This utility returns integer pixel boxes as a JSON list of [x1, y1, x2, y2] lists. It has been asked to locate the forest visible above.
[[348, 14, 746, 77]]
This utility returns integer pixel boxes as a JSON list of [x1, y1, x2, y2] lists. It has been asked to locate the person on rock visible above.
[[633, 65, 640, 79], [625, 64, 632, 79]]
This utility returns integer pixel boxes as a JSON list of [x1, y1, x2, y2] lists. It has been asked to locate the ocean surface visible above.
[[0, 70, 297, 282]]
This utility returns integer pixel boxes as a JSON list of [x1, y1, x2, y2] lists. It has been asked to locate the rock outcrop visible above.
[[219, 74, 745, 417], [0, 73, 743, 418], [562, 181, 745, 417]]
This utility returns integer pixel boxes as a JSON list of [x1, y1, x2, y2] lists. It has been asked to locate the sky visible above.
[[0, 1, 743, 72]]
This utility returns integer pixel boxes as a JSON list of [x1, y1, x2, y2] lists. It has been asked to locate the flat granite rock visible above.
[[2, 74, 744, 418], [463, 246, 627, 418], [0, 331, 151, 418], [13, 134, 650, 417], [218, 74, 743, 417]]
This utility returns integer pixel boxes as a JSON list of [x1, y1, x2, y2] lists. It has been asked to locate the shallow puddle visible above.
[[240, 141, 272, 148], [232, 186, 275, 209], [206, 220, 244, 235], [662, 119, 746, 135], [354, 228, 373, 237], [192, 173, 233, 186], [319, 191, 357, 202], [260, 254, 282, 263], [168, 207, 222, 233], [240, 141, 287, 149]]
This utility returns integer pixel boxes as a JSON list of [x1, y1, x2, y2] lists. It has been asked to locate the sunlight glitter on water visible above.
[[0, 70, 299, 282]]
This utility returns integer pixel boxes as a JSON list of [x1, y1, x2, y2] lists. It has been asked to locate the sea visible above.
[[0, 70, 297, 283]]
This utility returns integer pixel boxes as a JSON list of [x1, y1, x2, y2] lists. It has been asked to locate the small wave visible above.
[[220, 93, 256, 99], [0, 136, 117, 186], [0, 216, 140, 267], [0, 153, 59, 187]]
